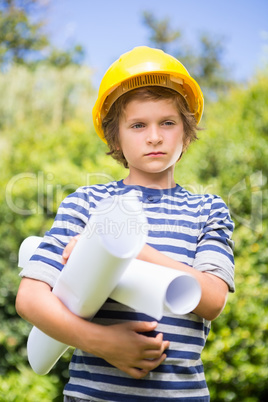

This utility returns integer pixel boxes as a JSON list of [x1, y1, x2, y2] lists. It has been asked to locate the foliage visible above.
[[0, 0, 48, 66], [202, 247, 268, 402], [176, 69, 268, 401], [0, 63, 96, 129], [142, 11, 181, 52], [0, 367, 62, 401], [0, 0, 85, 69], [142, 11, 233, 99], [0, 63, 123, 398], [44, 45, 85, 69], [0, 57, 267, 401]]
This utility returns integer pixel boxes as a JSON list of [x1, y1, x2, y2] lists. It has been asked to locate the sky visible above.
[[47, 0, 268, 88]]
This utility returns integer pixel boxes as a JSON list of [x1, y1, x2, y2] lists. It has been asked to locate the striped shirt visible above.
[[21, 179, 235, 401]]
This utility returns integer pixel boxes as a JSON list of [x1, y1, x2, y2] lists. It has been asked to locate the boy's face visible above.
[[118, 98, 185, 186]]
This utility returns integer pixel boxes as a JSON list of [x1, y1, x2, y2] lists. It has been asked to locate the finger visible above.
[[154, 333, 170, 350], [129, 320, 158, 333], [127, 367, 149, 379], [163, 340, 170, 350], [61, 235, 80, 264], [143, 347, 166, 359], [142, 338, 169, 360], [140, 332, 166, 351], [138, 353, 167, 371]]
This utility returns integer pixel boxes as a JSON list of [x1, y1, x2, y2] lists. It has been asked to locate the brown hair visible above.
[[102, 86, 200, 168]]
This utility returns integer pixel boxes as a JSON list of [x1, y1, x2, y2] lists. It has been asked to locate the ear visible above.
[[115, 138, 122, 151]]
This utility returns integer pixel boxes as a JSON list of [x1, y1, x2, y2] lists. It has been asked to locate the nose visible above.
[[146, 125, 163, 145]]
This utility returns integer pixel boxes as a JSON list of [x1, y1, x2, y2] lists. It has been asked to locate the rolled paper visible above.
[[19, 193, 201, 375], [24, 192, 148, 375], [111, 259, 201, 320], [27, 329, 69, 375], [18, 236, 43, 269]]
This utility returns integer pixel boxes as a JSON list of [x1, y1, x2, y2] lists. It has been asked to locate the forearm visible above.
[[16, 277, 169, 379], [138, 244, 229, 321], [16, 278, 102, 353]]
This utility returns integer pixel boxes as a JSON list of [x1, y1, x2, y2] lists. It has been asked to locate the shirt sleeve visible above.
[[193, 195, 235, 292], [19, 187, 91, 288]]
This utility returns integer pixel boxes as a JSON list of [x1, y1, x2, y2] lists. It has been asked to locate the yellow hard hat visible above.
[[92, 46, 204, 142]]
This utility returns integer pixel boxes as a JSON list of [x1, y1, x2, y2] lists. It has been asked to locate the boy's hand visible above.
[[61, 235, 80, 264], [61, 237, 170, 378], [94, 320, 169, 379], [62, 235, 148, 265]]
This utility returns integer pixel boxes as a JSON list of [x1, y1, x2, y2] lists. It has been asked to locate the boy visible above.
[[16, 46, 235, 401]]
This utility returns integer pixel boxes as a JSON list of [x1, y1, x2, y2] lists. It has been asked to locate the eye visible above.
[[131, 122, 145, 129], [162, 120, 175, 126]]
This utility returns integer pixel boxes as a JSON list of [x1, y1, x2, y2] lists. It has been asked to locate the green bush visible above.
[[177, 70, 268, 401], [0, 367, 62, 402], [0, 64, 124, 394]]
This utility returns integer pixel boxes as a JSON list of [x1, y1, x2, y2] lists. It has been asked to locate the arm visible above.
[[138, 244, 228, 321], [62, 237, 228, 321], [16, 277, 169, 379]]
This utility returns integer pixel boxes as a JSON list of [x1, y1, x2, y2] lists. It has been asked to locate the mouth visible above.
[[145, 152, 166, 157]]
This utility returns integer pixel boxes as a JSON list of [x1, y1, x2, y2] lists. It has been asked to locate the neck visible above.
[[123, 168, 176, 189]]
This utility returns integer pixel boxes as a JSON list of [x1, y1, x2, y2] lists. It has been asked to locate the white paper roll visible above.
[[111, 259, 201, 320], [19, 192, 201, 375], [18, 236, 43, 269], [27, 329, 69, 375], [25, 192, 148, 375]]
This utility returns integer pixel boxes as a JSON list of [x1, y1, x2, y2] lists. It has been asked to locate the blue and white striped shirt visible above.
[[21, 180, 235, 401]]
